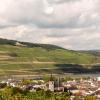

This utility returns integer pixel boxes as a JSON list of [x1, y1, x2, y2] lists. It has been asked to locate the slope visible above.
[[0, 38, 100, 76]]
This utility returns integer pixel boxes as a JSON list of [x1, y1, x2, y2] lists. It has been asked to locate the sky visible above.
[[0, 0, 100, 50]]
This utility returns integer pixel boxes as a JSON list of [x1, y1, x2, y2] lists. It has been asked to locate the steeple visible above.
[[49, 73, 54, 81], [49, 74, 54, 91]]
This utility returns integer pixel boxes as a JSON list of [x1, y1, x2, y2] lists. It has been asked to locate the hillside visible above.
[[80, 50, 100, 56], [0, 38, 64, 50], [0, 38, 100, 76]]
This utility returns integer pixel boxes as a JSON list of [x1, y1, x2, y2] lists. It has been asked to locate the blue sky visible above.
[[0, 0, 100, 50]]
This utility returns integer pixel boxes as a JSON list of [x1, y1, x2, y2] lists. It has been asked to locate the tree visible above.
[[73, 96, 80, 100], [84, 96, 96, 100]]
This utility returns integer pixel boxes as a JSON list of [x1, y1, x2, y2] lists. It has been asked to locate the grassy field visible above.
[[0, 38, 100, 76]]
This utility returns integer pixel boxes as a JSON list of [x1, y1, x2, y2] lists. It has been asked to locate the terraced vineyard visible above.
[[0, 38, 100, 77]]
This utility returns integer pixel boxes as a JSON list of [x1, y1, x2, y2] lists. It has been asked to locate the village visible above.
[[0, 75, 99, 100]]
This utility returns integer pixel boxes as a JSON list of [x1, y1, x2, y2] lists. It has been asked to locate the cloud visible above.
[[0, 0, 99, 28], [0, 0, 100, 50]]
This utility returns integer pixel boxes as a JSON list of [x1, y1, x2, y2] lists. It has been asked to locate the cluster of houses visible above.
[[0, 75, 100, 99], [48, 75, 100, 99]]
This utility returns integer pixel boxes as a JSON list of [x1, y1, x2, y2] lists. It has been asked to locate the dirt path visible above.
[[0, 61, 100, 66], [0, 61, 57, 65]]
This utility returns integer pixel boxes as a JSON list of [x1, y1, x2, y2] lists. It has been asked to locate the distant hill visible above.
[[0, 38, 100, 76], [0, 38, 64, 50], [79, 50, 100, 56]]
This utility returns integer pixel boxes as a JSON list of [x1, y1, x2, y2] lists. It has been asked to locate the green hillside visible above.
[[0, 38, 100, 76]]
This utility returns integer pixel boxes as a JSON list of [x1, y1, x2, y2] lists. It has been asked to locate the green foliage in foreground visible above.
[[0, 87, 70, 100], [0, 87, 96, 100]]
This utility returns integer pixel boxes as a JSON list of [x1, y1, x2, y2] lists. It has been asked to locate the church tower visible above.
[[49, 74, 54, 92]]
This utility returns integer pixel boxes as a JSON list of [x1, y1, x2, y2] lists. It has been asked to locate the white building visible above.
[[97, 77, 100, 82], [49, 81, 54, 92]]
